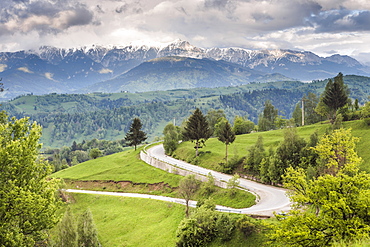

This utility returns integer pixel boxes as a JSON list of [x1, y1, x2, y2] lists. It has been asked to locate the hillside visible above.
[[82, 56, 293, 93], [2, 75, 370, 148]]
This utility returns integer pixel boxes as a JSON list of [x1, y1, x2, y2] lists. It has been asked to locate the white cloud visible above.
[[0, 0, 370, 64]]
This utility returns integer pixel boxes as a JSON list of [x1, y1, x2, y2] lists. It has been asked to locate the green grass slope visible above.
[[51, 148, 181, 187], [64, 193, 185, 247]]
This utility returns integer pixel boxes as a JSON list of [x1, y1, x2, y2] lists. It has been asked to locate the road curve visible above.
[[146, 144, 291, 216]]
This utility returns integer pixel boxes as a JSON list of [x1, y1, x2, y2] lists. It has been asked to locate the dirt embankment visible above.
[[65, 179, 176, 194]]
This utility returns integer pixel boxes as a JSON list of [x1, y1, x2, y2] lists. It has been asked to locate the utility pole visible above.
[[301, 99, 305, 126]]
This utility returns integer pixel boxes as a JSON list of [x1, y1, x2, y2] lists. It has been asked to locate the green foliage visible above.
[[0, 111, 61, 246], [163, 123, 181, 155], [176, 206, 235, 247], [258, 100, 278, 131], [205, 109, 226, 136], [232, 115, 255, 135], [178, 175, 201, 217], [56, 207, 78, 247], [313, 128, 362, 175], [244, 135, 265, 176], [320, 72, 349, 123], [216, 119, 236, 165], [89, 148, 102, 159], [199, 173, 216, 197], [236, 216, 259, 237], [292, 103, 302, 126], [271, 129, 369, 246], [227, 174, 240, 197], [77, 208, 101, 247], [125, 117, 147, 150], [183, 108, 211, 156]]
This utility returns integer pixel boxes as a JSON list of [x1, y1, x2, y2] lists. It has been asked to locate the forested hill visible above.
[[1, 75, 370, 148]]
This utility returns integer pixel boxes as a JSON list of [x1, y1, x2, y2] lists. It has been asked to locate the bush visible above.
[[364, 118, 370, 126], [236, 216, 258, 237]]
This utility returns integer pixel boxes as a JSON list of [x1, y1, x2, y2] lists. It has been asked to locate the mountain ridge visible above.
[[0, 40, 369, 101]]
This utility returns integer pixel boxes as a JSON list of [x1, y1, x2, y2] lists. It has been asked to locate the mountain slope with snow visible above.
[[0, 40, 368, 101]]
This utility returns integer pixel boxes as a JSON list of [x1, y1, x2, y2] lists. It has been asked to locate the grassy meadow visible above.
[[61, 193, 185, 247]]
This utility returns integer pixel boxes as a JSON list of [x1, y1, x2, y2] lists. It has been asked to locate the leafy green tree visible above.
[[183, 108, 211, 157], [57, 207, 78, 247], [0, 111, 61, 246], [276, 128, 306, 170], [215, 119, 236, 165], [258, 100, 278, 131], [271, 128, 367, 247], [303, 92, 322, 125], [178, 175, 201, 217], [77, 209, 101, 247], [163, 122, 181, 155], [244, 135, 265, 177], [89, 148, 102, 159], [227, 174, 240, 196], [124, 117, 147, 151], [199, 172, 216, 197], [313, 128, 361, 176], [232, 115, 254, 135], [176, 204, 235, 246], [205, 109, 226, 136], [319, 73, 349, 123]]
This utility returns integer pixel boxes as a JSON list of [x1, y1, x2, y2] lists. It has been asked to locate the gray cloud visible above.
[[0, 0, 94, 35], [310, 9, 370, 33]]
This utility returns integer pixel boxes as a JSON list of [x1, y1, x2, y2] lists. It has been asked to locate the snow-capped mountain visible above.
[[0, 40, 368, 101]]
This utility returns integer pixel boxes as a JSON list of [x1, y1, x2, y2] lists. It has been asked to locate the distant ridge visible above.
[[0, 40, 369, 101]]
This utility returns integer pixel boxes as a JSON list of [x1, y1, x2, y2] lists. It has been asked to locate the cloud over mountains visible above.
[[1, 0, 370, 64]]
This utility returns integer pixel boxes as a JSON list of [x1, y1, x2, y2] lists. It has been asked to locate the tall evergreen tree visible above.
[[183, 108, 211, 157], [321, 72, 349, 123], [124, 117, 147, 151], [215, 119, 236, 165], [77, 209, 100, 247], [57, 207, 77, 247], [258, 100, 278, 131]]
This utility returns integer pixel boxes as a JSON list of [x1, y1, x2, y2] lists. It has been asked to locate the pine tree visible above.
[[124, 118, 147, 151], [57, 207, 78, 247], [77, 209, 100, 247], [258, 100, 278, 131], [183, 108, 211, 156], [321, 72, 349, 123]]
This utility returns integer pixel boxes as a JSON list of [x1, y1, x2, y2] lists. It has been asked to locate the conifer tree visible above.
[[124, 117, 147, 151], [57, 207, 77, 247], [183, 108, 211, 156], [77, 209, 100, 247], [320, 72, 349, 123]]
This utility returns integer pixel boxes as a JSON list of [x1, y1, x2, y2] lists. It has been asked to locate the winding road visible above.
[[147, 144, 291, 216], [67, 144, 291, 216]]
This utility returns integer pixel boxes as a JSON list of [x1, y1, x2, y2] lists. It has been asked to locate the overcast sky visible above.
[[1, 0, 370, 64]]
